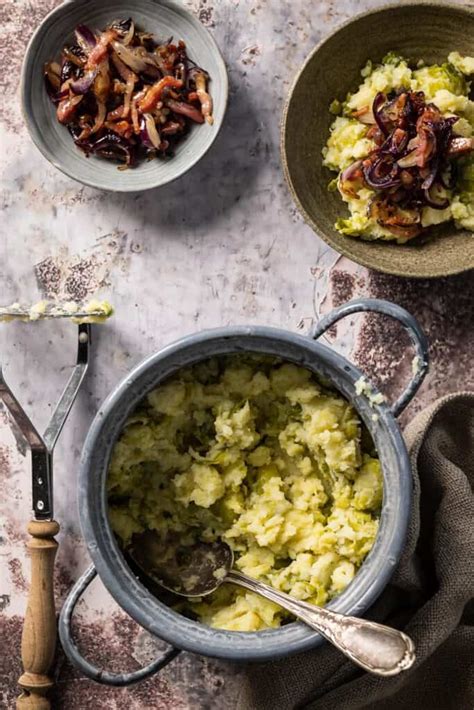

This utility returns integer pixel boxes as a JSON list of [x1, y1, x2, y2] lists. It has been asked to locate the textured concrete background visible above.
[[0, 0, 473, 707]]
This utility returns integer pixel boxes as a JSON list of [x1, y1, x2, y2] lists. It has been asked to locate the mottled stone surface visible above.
[[0, 0, 472, 707]]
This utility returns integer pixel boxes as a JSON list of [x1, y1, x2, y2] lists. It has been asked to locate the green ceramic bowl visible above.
[[21, 0, 228, 192], [282, 2, 474, 277]]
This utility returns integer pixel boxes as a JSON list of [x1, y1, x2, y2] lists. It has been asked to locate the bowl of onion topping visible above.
[[22, 0, 228, 191]]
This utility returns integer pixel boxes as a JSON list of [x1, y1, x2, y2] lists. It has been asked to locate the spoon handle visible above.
[[226, 570, 415, 676]]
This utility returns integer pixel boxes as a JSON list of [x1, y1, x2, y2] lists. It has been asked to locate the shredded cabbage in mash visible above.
[[323, 52, 474, 241], [107, 356, 382, 631]]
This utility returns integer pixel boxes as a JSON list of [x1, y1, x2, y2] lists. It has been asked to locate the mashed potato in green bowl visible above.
[[323, 52, 474, 243], [107, 355, 382, 632]]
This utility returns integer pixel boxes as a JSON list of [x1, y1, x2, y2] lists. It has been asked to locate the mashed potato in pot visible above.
[[107, 355, 382, 631]]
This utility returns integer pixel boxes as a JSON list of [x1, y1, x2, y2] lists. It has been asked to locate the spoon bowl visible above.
[[128, 531, 233, 597], [127, 530, 416, 677]]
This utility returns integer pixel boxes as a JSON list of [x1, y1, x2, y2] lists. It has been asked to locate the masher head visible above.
[[0, 324, 92, 519]]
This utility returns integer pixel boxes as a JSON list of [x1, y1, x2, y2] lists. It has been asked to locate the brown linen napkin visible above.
[[236, 392, 474, 710]]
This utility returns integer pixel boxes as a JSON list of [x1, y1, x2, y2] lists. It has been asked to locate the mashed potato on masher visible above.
[[107, 355, 382, 631]]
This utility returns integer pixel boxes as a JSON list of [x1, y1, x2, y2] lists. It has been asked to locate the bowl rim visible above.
[[20, 0, 229, 192], [78, 325, 412, 661], [280, 0, 474, 278]]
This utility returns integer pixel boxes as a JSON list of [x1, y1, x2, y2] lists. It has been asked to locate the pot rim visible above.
[[79, 325, 411, 661]]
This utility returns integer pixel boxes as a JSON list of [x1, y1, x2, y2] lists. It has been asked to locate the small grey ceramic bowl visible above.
[[21, 0, 228, 192]]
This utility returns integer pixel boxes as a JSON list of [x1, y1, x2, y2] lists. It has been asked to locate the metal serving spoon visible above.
[[128, 531, 415, 676]]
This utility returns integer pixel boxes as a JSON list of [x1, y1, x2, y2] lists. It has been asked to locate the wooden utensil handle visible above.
[[17, 520, 59, 710]]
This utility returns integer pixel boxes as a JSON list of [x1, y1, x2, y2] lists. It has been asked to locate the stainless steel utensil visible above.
[[129, 532, 416, 677], [0, 324, 91, 710]]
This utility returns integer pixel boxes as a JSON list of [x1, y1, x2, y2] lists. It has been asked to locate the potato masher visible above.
[[0, 316, 96, 710]]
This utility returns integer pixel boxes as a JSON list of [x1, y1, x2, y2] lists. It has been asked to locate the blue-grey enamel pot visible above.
[[59, 298, 429, 686]]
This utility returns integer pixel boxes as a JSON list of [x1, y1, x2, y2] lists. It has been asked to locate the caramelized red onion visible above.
[[161, 118, 185, 135], [372, 92, 390, 136], [139, 76, 183, 112], [110, 18, 135, 45], [338, 160, 364, 198], [370, 197, 422, 239], [140, 114, 161, 149], [60, 59, 77, 84], [397, 148, 419, 168], [363, 156, 401, 189], [63, 45, 87, 67], [112, 41, 150, 73], [194, 70, 213, 124], [45, 17, 213, 167], [343, 89, 473, 236], [44, 62, 61, 97], [70, 68, 98, 94], [423, 185, 450, 210], [379, 127, 409, 157], [166, 98, 204, 123], [75, 25, 96, 53], [57, 94, 83, 124], [86, 132, 136, 166], [351, 105, 375, 124]]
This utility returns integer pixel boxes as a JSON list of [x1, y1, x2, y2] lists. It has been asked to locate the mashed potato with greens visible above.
[[107, 356, 382, 631], [323, 52, 474, 242]]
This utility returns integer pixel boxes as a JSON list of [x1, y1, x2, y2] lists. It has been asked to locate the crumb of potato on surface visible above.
[[355, 376, 386, 407]]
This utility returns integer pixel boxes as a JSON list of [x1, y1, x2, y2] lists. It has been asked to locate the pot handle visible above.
[[58, 564, 180, 686], [310, 298, 429, 417]]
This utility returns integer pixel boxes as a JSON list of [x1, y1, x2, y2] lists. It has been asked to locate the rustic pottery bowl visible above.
[[282, 2, 474, 277], [21, 0, 228, 192]]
